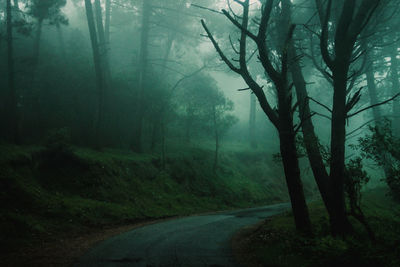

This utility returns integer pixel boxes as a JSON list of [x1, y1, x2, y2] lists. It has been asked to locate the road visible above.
[[75, 203, 289, 267]]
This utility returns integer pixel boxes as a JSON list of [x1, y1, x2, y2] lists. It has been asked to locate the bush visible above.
[[357, 120, 400, 200]]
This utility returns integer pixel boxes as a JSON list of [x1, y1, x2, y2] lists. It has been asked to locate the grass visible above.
[[0, 142, 308, 253], [233, 187, 400, 267]]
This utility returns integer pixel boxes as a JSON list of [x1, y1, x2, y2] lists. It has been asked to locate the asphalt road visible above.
[[76, 203, 290, 267]]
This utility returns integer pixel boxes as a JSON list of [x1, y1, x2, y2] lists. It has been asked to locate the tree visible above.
[[85, 0, 105, 147], [131, 0, 151, 152], [6, 0, 19, 144], [314, 0, 383, 235], [206, 87, 238, 171], [202, 0, 312, 233]]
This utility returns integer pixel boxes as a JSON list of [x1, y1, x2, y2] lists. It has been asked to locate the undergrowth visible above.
[[0, 143, 302, 252], [237, 187, 400, 266]]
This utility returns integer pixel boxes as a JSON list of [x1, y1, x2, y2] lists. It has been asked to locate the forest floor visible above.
[[0, 143, 315, 266], [2, 218, 170, 266], [232, 187, 400, 267]]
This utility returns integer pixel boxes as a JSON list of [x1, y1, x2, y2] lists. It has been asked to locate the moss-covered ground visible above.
[[233, 187, 400, 267]]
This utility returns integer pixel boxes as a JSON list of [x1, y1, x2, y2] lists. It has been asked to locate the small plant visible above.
[[345, 157, 375, 241]]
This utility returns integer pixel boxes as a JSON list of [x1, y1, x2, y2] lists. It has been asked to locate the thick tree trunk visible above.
[[289, 44, 334, 218], [249, 93, 257, 148], [6, 0, 19, 144], [131, 0, 151, 152], [277, 80, 312, 234], [85, 0, 104, 148], [278, 113, 312, 234], [329, 64, 353, 236]]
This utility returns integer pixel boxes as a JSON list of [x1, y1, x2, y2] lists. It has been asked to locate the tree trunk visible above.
[[365, 61, 392, 179], [278, 109, 312, 234], [85, 0, 104, 148], [161, 120, 166, 169], [391, 46, 400, 136], [277, 78, 312, 234], [6, 0, 19, 144], [56, 23, 66, 61], [329, 64, 353, 236], [249, 92, 257, 148], [131, 0, 151, 152], [150, 34, 175, 150], [94, 0, 111, 83], [105, 0, 111, 44], [213, 105, 219, 172], [289, 43, 334, 218]]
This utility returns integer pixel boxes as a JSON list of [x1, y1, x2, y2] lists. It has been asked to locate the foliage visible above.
[[344, 157, 370, 208], [357, 120, 400, 200]]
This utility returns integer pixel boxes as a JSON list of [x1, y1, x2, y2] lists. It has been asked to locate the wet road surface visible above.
[[76, 203, 290, 267]]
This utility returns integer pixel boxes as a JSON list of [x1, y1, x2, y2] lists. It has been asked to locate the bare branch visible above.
[[222, 9, 258, 41], [347, 93, 400, 118], [294, 112, 317, 134], [345, 87, 363, 113], [308, 97, 333, 113], [201, 20, 241, 74], [229, 35, 240, 54]]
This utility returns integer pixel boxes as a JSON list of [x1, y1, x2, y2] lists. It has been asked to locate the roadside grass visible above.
[[233, 187, 400, 267], [0, 143, 302, 254]]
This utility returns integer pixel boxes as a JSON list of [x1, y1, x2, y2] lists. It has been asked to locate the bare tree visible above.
[[202, 0, 311, 233], [315, 0, 383, 235]]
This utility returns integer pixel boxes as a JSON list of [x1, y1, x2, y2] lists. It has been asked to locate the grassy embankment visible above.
[[233, 187, 400, 266], [0, 142, 316, 254]]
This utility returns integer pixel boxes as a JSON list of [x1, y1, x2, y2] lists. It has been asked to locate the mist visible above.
[[1, 0, 400, 266]]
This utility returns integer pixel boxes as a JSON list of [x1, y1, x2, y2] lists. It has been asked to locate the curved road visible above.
[[76, 203, 289, 267]]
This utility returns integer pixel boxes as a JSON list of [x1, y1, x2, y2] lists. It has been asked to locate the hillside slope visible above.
[[0, 143, 316, 253]]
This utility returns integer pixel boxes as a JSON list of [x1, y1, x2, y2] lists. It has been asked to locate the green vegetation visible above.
[[235, 187, 400, 266], [0, 143, 305, 252]]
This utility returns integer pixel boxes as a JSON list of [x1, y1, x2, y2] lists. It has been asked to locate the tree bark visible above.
[[277, 81, 312, 234], [289, 43, 334, 218], [330, 63, 353, 235]]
